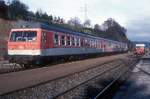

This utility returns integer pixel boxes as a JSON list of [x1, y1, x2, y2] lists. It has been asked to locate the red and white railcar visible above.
[[134, 44, 145, 55], [8, 22, 128, 66]]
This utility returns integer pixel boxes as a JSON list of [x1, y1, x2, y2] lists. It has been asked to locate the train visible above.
[[7, 22, 128, 67], [134, 44, 145, 55]]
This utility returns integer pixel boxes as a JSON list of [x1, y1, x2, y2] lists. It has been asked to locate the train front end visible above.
[[8, 28, 42, 65]]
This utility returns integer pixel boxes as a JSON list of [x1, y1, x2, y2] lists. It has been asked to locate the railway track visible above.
[[0, 59, 114, 74], [54, 60, 124, 99], [0, 61, 22, 74], [0, 53, 129, 74], [0, 57, 90, 74], [0, 54, 136, 99], [54, 59, 138, 99], [94, 60, 138, 99]]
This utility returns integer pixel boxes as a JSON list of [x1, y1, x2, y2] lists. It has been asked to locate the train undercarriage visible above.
[[8, 51, 126, 68]]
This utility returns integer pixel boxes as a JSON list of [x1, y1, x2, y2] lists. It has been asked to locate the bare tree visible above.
[[94, 24, 100, 31], [67, 17, 82, 27], [83, 19, 91, 27]]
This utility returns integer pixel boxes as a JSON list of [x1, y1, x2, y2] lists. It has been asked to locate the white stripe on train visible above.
[[8, 50, 41, 55], [8, 48, 107, 56]]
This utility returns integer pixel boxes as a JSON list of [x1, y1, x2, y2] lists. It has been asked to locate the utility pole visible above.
[[80, 4, 88, 23], [84, 4, 87, 22]]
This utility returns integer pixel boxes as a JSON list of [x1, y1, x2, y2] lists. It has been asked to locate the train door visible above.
[[46, 32, 52, 48], [41, 32, 46, 49], [41, 31, 52, 49]]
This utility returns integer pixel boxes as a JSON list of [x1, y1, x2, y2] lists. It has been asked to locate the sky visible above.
[[16, 0, 150, 41]]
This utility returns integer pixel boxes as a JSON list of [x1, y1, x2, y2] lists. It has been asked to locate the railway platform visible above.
[[113, 58, 150, 99]]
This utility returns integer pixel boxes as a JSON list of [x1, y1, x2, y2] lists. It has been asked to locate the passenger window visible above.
[[67, 36, 71, 46], [74, 38, 77, 46], [76, 38, 79, 46], [85, 39, 88, 47], [90, 40, 92, 47], [54, 34, 59, 46], [99, 41, 101, 48], [94, 40, 96, 48], [109, 42, 111, 47], [78, 38, 81, 46], [72, 37, 75, 46], [92, 40, 94, 47], [81, 39, 84, 47], [61, 35, 65, 46]]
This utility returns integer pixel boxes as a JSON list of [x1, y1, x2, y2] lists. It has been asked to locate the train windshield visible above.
[[10, 31, 37, 42]]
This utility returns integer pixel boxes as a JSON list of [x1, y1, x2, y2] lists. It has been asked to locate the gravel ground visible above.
[[58, 63, 126, 99], [0, 60, 22, 74], [0, 57, 135, 99], [57, 58, 135, 99], [0, 54, 129, 95]]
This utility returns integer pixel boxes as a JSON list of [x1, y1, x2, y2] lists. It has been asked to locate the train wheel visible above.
[[20, 64, 30, 69], [69, 56, 74, 61], [20, 64, 24, 68], [24, 64, 29, 69]]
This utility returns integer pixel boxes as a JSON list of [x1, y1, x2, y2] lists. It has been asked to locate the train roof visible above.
[[13, 21, 126, 44], [14, 21, 87, 35]]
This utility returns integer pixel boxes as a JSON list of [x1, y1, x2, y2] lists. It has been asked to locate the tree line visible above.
[[0, 0, 128, 42], [0, 0, 63, 22]]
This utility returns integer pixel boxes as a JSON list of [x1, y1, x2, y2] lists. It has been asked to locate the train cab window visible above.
[[10, 31, 37, 42], [54, 34, 59, 46], [67, 36, 71, 46], [72, 37, 75, 46], [61, 35, 66, 46]]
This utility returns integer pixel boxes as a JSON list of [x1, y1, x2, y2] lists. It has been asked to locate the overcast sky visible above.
[[20, 0, 150, 42]]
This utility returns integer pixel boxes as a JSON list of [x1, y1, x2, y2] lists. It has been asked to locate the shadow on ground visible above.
[[84, 73, 150, 99]]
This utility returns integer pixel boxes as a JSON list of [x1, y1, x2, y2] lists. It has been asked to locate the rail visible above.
[[94, 60, 138, 99], [54, 61, 124, 98]]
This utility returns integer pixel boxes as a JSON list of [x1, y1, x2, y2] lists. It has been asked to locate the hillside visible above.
[[0, 19, 15, 58]]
